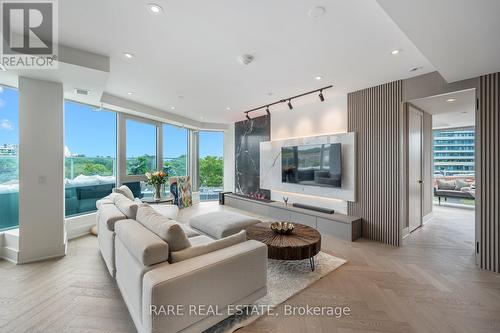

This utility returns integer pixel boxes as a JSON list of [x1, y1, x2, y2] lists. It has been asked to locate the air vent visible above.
[[74, 88, 90, 96]]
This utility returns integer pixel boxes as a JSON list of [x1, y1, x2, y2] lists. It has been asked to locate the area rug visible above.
[[204, 251, 346, 333]]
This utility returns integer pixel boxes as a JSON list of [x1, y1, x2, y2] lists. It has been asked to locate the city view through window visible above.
[[433, 127, 475, 206]]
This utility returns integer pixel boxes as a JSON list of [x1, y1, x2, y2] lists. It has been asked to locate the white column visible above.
[[18, 77, 65, 263]]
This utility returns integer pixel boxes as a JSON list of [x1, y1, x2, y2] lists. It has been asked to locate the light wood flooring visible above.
[[1, 203, 499, 333]]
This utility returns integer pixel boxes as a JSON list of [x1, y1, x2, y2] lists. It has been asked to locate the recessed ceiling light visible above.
[[170, 106, 176, 110], [127, 92, 133, 95], [308, 6, 326, 18], [446, 98, 456, 102], [315, 76, 323, 81], [226, 107, 231, 111], [409, 66, 422, 72], [391, 49, 401, 55], [147, 3, 163, 14], [124, 52, 134, 59]]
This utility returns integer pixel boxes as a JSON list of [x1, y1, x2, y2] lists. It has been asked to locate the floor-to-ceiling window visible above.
[[163, 124, 187, 176], [64, 101, 117, 216], [199, 131, 224, 201], [124, 118, 158, 197], [0, 86, 19, 231]]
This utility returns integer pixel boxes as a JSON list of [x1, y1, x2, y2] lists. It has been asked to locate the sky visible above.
[[1, 87, 223, 158]]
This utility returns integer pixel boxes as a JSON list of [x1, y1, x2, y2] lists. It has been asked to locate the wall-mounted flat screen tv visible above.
[[282, 143, 342, 188]]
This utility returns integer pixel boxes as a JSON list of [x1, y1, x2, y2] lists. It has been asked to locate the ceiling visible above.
[[56, 0, 435, 123], [377, 0, 500, 83], [411, 89, 475, 129]]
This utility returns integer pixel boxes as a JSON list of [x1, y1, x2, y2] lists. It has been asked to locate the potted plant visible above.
[[145, 171, 168, 200]]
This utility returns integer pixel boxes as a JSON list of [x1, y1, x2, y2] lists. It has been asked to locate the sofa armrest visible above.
[[142, 240, 267, 333]]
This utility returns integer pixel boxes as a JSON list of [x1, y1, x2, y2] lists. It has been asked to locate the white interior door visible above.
[[409, 108, 423, 232]]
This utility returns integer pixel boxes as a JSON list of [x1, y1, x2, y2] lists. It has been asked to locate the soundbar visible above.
[[292, 203, 335, 214]]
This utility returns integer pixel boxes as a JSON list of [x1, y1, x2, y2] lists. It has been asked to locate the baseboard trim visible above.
[[17, 243, 67, 264], [66, 212, 96, 240], [423, 212, 434, 225], [0, 245, 19, 263]]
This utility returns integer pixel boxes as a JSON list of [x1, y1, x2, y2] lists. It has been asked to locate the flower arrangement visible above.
[[145, 171, 168, 200]]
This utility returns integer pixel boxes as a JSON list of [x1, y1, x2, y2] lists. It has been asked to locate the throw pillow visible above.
[[113, 193, 139, 219], [136, 205, 190, 252], [113, 185, 135, 200], [170, 230, 247, 263]]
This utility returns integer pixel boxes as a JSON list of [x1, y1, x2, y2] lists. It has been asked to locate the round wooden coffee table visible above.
[[246, 222, 321, 271]]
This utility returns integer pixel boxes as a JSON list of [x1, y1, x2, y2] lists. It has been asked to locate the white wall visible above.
[[223, 123, 235, 192], [270, 94, 347, 140], [18, 77, 66, 263]]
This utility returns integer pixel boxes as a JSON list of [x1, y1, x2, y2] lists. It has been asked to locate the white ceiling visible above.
[[377, 0, 500, 83], [411, 89, 475, 129], [57, 0, 435, 123]]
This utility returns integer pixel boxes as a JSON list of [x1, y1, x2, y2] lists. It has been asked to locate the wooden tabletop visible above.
[[246, 222, 321, 260]]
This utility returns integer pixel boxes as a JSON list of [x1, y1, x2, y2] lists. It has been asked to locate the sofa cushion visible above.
[[113, 193, 139, 219], [188, 235, 214, 246], [150, 204, 179, 220], [189, 211, 260, 239], [455, 179, 469, 190], [437, 179, 456, 190], [170, 230, 246, 263], [113, 185, 135, 200], [96, 197, 114, 209], [136, 205, 191, 251], [99, 203, 127, 231], [115, 220, 169, 266], [180, 224, 201, 238]]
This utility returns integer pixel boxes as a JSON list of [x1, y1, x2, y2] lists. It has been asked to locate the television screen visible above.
[[282, 143, 342, 188]]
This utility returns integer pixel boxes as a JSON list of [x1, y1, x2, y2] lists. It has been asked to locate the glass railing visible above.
[[65, 157, 116, 217], [199, 186, 223, 201], [0, 155, 19, 231]]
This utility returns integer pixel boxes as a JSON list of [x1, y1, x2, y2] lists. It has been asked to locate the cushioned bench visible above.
[[189, 211, 261, 239]]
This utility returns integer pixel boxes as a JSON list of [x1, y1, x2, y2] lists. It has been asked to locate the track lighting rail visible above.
[[243, 85, 332, 119]]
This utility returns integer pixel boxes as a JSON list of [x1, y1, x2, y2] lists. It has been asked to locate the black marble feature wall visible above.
[[235, 115, 271, 199]]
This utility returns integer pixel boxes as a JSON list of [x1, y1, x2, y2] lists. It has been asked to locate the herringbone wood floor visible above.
[[1, 204, 499, 333]]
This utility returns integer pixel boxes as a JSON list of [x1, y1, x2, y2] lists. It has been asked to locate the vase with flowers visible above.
[[145, 171, 168, 200]]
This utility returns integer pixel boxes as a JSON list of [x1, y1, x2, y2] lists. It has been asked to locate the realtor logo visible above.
[[1, 0, 58, 69]]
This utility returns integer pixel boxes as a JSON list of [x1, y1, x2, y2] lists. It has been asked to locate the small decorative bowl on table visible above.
[[270, 221, 295, 235]]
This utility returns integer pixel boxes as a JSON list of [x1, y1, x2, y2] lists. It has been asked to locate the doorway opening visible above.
[[404, 89, 476, 253]]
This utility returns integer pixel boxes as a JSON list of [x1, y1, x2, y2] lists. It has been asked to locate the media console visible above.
[[224, 194, 362, 241]]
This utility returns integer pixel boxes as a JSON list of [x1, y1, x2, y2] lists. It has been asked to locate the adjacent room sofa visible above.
[[96, 189, 267, 333], [434, 179, 475, 204]]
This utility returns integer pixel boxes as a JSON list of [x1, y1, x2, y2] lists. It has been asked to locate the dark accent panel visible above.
[[235, 115, 271, 199], [477, 73, 500, 273], [347, 80, 403, 247]]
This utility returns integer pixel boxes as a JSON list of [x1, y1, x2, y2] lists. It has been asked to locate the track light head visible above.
[[319, 90, 325, 102], [246, 113, 251, 121], [266, 106, 270, 116], [287, 99, 293, 110]]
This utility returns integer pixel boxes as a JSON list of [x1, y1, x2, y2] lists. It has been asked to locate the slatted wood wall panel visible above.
[[477, 73, 500, 272], [347, 80, 403, 246]]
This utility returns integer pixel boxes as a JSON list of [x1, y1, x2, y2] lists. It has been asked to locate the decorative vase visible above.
[[154, 184, 162, 200]]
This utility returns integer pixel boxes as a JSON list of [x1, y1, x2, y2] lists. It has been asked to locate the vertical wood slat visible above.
[[478, 73, 500, 273], [347, 81, 402, 246]]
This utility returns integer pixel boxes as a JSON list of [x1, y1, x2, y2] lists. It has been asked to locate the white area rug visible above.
[[204, 251, 346, 333]]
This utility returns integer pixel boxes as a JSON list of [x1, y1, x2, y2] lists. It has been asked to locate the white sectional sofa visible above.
[[96, 189, 267, 333]]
